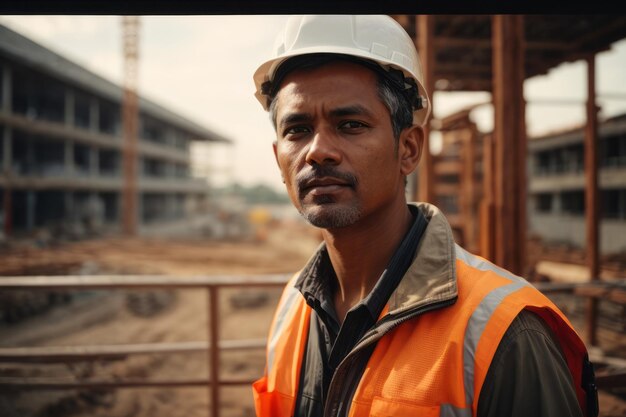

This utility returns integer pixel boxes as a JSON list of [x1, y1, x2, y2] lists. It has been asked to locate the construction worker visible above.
[[252, 15, 598, 417]]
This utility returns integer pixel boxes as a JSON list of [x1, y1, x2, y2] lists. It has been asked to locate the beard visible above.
[[299, 196, 362, 229], [294, 165, 361, 229]]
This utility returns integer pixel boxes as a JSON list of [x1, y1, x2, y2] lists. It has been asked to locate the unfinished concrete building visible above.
[[528, 114, 626, 255], [0, 24, 230, 239]]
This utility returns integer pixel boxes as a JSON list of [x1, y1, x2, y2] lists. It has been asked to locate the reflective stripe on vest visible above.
[[455, 244, 531, 415], [267, 282, 302, 375]]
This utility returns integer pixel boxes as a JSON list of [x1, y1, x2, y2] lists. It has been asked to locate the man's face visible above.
[[272, 61, 415, 229]]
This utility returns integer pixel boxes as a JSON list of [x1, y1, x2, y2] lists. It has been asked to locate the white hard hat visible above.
[[253, 15, 431, 126]]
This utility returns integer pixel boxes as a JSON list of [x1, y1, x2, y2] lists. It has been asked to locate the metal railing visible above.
[[1, 276, 625, 414], [0, 274, 291, 417]]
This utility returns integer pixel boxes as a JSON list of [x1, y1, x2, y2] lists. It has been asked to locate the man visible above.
[[251, 15, 598, 417]]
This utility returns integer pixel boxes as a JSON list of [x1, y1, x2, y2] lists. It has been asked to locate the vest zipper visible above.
[[323, 295, 458, 417]]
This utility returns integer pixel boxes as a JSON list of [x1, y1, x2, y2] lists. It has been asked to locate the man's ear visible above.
[[272, 141, 285, 183], [272, 141, 278, 165], [399, 125, 424, 176]]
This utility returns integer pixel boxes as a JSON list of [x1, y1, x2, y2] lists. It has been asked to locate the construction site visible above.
[[1, 14, 626, 417]]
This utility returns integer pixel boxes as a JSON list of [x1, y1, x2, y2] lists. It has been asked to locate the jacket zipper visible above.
[[323, 295, 458, 417]]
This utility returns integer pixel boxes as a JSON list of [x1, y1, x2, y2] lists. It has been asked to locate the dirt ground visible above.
[[0, 221, 624, 417]]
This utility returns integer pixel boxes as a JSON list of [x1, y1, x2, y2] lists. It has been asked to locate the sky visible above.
[[1, 16, 625, 192]]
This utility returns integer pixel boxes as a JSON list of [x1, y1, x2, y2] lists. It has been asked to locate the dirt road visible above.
[[1, 221, 321, 417]]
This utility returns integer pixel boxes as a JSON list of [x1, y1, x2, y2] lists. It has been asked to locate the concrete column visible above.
[[2, 65, 12, 113], [90, 146, 99, 177], [26, 190, 36, 231], [89, 97, 100, 133], [2, 126, 12, 174], [65, 140, 74, 176], [65, 89, 75, 127]]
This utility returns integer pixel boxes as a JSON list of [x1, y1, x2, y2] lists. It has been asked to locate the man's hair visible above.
[[267, 54, 414, 141]]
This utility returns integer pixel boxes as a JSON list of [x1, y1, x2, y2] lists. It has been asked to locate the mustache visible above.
[[296, 165, 358, 191]]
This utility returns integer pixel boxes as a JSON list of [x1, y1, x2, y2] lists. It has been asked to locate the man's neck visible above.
[[321, 200, 414, 323]]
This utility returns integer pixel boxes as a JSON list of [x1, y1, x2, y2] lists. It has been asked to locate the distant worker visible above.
[[251, 15, 598, 417]]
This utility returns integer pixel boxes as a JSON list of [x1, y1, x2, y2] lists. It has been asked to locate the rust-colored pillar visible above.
[[584, 54, 600, 347], [491, 15, 527, 275], [480, 134, 496, 260], [121, 16, 139, 235], [416, 15, 435, 203], [462, 128, 477, 253], [208, 287, 220, 417]]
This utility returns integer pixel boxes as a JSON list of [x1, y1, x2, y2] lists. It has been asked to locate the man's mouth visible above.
[[301, 177, 351, 195], [295, 166, 358, 200]]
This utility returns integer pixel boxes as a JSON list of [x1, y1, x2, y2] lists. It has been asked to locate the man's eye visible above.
[[284, 126, 311, 136], [339, 121, 367, 130]]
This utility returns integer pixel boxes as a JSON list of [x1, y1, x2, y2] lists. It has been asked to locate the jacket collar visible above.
[[388, 202, 458, 315]]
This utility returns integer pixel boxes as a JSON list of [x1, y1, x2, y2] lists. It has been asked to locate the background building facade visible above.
[[0, 25, 230, 239], [528, 114, 626, 255]]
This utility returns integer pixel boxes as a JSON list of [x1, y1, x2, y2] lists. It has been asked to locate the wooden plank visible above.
[[595, 371, 626, 390], [434, 184, 461, 195], [534, 282, 579, 293], [433, 161, 463, 175], [576, 286, 626, 305], [0, 339, 267, 363], [608, 288, 626, 305], [0, 274, 291, 289]]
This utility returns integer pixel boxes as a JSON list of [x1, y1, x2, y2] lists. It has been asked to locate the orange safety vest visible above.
[[253, 206, 592, 417]]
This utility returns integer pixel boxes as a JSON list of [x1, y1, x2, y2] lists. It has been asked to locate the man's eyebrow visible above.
[[278, 105, 374, 129], [278, 112, 313, 129], [329, 105, 375, 119]]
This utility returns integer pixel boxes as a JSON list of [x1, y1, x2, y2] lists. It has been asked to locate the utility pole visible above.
[[121, 16, 140, 235]]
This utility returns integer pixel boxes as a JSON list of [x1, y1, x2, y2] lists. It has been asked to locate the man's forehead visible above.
[[274, 62, 380, 110]]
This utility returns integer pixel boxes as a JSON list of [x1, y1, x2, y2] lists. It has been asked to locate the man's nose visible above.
[[305, 129, 342, 166]]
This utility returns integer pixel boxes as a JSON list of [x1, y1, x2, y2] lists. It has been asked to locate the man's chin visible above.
[[299, 203, 361, 229]]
